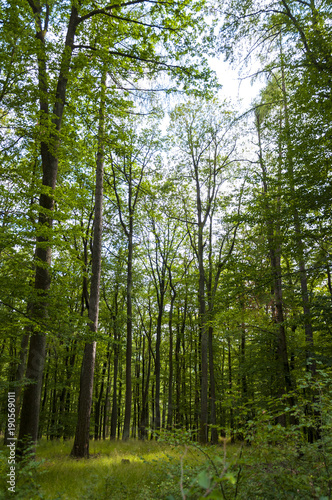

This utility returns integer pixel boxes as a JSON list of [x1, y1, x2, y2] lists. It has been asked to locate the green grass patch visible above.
[[1, 436, 331, 499], [36, 439, 191, 500]]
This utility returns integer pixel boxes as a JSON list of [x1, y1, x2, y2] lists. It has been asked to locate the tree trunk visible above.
[[110, 326, 119, 439], [17, 6, 78, 457], [255, 108, 293, 401], [95, 361, 107, 440], [175, 319, 182, 426], [198, 222, 208, 443], [50, 356, 58, 440], [208, 325, 218, 444], [122, 225, 133, 440], [155, 278, 166, 432], [228, 337, 234, 442], [71, 70, 105, 458], [167, 271, 176, 429], [280, 51, 315, 374], [3, 327, 30, 446]]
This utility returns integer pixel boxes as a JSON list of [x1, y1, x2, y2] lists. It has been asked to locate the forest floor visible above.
[[0, 436, 331, 499]]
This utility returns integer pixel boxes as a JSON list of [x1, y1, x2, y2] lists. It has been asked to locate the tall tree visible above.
[[17, 1, 81, 456], [71, 69, 106, 458]]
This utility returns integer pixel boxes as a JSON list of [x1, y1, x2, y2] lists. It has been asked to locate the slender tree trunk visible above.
[[63, 341, 77, 440], [71, 70, 105, 458], [117, 364, 123, 438], [241, 318, 247, 397], [110, 325, 119, 439], [326, 261, 332, 300], [228, 337, 234, 442], [123, 224, 133, 440], [198, 221, 208, 443], [208, 325, 218, 444], [139, 334, 146, 439], [95, 361, 107, 440], [175, 319, 181, 425], [194, 323, 200, 440], [256, 109, 293, 401], [280, 51, 315, 374], [103, 348, 111, 439], [39, 352, 49, 440], [167, 272, 176, 429], [155, 279, 166, 432], [151, 382, 155, 434], [280, 40, 319, 442], [220, 344, 226, 437], [50, 356, 58, 440], [139, 323, 152, 439]]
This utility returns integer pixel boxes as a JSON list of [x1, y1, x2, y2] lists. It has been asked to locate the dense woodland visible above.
[[0, 0, 331, 468]]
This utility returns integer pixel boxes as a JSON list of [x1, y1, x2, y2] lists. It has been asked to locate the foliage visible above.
[[0, 445, 47, 499]]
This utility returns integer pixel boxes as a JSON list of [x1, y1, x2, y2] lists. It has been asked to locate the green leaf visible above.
[[197, 470, 210, 489]]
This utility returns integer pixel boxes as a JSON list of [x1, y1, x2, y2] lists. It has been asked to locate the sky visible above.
[[210, 56, 264, 111]]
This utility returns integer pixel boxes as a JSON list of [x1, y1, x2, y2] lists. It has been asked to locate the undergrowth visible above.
[[0, 434, 331, 499], [0, 369, 331, 499]]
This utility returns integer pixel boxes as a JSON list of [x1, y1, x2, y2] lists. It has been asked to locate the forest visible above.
[[0, 0, 331, 498]]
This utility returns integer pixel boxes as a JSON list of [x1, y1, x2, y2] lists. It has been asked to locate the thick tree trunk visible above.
[[71, 70, 105, 458], [17, 6, 78, 457], [3, 327, 30, 446]]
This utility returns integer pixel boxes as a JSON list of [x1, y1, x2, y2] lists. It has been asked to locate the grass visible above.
[[36, 438, 192, 500], [0, 438, 219, 500], [0, 435, 331, 499]]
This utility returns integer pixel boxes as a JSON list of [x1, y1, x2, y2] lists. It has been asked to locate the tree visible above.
[[169, 98, 240, 443], [253, 84, 294, 418], [71, 69, 106, 458]]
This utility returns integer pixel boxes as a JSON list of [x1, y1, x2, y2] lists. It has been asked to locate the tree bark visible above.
[[17, 5, 79, 457], [255, 108, 293, 401], [122, 221, 133, 440], [154, 275, 166, 432], [110, 327, 119, 439], [280, 50, 315, 374], [167, 269, 176, 429], [71, 70, 105, 458], [197, 205, 208, 443]]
